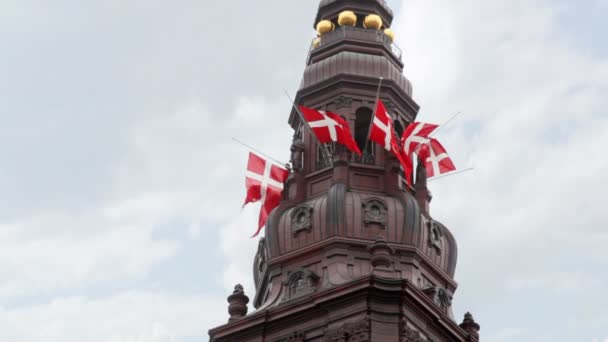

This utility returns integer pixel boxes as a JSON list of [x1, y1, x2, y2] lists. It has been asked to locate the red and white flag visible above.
[[243, 152, 289, 237], [369, 100, 398, 152], [299, 106, 362, 155], [401, 122, 439, 156], [418, 139, 456, 178]]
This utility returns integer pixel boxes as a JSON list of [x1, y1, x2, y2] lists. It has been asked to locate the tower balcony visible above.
[[308, 25, 403, 67]]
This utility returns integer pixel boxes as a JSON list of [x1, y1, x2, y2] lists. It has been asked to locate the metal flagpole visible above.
[[282, 89, 333, 167], [428, 167, 475, 182], [232, 137, 288, 167], [412, 111, 463, 156], [363, 77, 384, 154]]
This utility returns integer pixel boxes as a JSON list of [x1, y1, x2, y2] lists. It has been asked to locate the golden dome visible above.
[[316, 20, 335, 35], [363, 14, 383, 30], [384, 28, 395, 42], [338, 10, 357, 27], [312, 37, 321, 49]]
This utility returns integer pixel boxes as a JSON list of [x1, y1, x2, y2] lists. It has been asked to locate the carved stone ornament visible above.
[[402, 325, 435, 342], [334, 95, 353, 109], [427, 220, 443, 253], [423, 286, 452, 311], [253, 238, 269, 289], [324, 318, 370, 342], [291, 205, 314, 237], [362, 198, 388, 227], [274, 331, 305, 342], [436, 287, 453, 309], [402, 326, 422, 342], [284, 268, 320, 301]]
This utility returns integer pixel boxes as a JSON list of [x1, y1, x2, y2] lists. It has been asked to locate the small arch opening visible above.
[[394, 119, 404, 139], [355, 107, 373, 153]]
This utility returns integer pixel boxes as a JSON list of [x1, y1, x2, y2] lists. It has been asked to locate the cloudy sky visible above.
[[0, 0, 607, 341]]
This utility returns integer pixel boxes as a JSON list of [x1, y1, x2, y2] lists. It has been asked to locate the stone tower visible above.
[[208, 1, 480, 341]]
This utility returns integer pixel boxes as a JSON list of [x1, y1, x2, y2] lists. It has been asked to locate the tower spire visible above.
[[209, 1, 479, 340]]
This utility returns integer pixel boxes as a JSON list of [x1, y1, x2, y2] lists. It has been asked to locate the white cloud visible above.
[[0, 211, 178, 299], [0, 291, 226, 342], [394, 0, 608, 340]]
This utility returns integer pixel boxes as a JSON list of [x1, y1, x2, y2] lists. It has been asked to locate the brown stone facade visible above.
[[208, 0, 480, 341]]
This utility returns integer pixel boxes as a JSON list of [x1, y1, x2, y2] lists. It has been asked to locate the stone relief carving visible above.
[[291, 205, 314, 237], [427, 220, 443, 253], [253, 238, 269, 289], [334, 96, 353, 109], [362, 198, 388, 227], [422, 286, 453, 311], [324, 318, 370, 342], [402, 325, 435, 342], [284, 268, 320, 301], [274, 331, 305, 342]]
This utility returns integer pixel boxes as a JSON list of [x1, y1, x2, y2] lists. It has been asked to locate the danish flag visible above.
[[243, 152, 289, 237], [370, 100, 413, 185], [418, 139, 457, 178], [299, 106, 361, 155], [401, 122, 439, 156], [369, 100, 398, 152]]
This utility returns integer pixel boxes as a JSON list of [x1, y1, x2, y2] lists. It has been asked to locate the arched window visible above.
[[355, 107, 373, 153], [394, 119, 404, 139], [353, 107, 376, 165]]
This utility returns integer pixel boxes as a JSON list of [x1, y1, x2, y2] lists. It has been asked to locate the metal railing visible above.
[[350, 152, 376, 166], [308, 26, 403, 60]]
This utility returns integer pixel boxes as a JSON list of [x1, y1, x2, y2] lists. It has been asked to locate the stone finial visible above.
[[367, 235, 394, 269], [227, 284, 249, 322], [459, 312, 480, 340]]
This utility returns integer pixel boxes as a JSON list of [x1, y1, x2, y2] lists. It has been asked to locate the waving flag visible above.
[[401, 122, 439, 155], [369, 100, 398, 152], [243, 152, 289, 237], [418, 139, 457, 178], [369, 99, 414, 184], [299, 106, 361, 155]]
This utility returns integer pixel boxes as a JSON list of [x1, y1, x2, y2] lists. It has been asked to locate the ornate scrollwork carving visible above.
[[291, 205, 314, 237], [334, 96, 353, 109], [362, 198, 388, 227], [284, 268, 320, 301]]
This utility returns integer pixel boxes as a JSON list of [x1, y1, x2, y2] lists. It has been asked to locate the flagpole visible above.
[[232, 137, 288, 167], [428, 167, 474, 182], [412, 111, 463, 156], [363, 77, 384, 154], [282, 89, 333, 167]]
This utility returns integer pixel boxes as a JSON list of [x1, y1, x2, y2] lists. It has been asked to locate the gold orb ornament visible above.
[[363, 14, 383, 30], [316, 20, 335, 35], [312, 37, 321, 49], [384, 28, 395, 42], [338, 10, 357, 27]]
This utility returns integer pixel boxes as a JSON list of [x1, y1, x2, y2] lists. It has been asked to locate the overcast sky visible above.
[[0, 1, 607, 341]]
